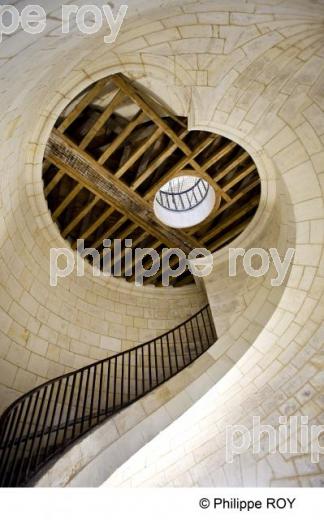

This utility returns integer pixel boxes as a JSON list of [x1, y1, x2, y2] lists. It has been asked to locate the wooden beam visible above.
[[144, 134, 216, 198], [202, 195, 260, 244], [131, 128, 189, 190], [208, 219, 251, 251], [98, 111, 146, 165], [92, 215, 128, 249], [213, 151, 249, 182], [142, 253, 185, 286], [58, 78, 109, 133], [46, 129, 201, 253], [132, 82, 187, 129], [202, 141, 237, 171], [47, 89, 124, 202], [61, 195, 99, 238], [193, 177, 260, 240], [115, 127, 164, 179], [111, 74, 231, 202], [71, 206, 116, 248], [44, 169, 64, 197], [52, 184, 82, 220], [120, 231, 151, 275], [79, 90, 125, 150], [223, 164, 256, 192], [103, 222, 138, 270], [128, 238, 162, 283]]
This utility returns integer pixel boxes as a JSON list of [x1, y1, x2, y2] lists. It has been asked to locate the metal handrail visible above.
[[0, 305, 216, 487], [156, 178, 210, 212]]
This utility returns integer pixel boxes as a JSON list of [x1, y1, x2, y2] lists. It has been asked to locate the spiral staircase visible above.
[[0, 305, 216, 487]]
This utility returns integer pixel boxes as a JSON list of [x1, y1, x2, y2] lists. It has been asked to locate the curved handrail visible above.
[[0, 305, 216, 487], [156, 178, 210, 212]]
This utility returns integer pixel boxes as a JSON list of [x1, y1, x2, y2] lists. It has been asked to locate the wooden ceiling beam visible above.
[[202, 195, 260, 244], [105, 222, 139, 270], [208, 220, 251, 251], [46, 88, 124, 201], [202, 141, 237, 171], [143, 254, 186, 286], [132, 82, 187, 129], [128, 238, 162, 283], [91, 215, 128, 250], [120, 231, 151, 275], [223, 164, 256, 192], [98, 110, 146, 165], [144, 134, 217, 198], [111, 74, 231, 202], [46, 129, 200, 253], [58, 78, 109, 133], [44, 169, 64, 197], [71, 206, 116, 249], [213, 151, 250, 182], [61, 195, 99, 238], [131, 128, 189, 190], [193, 177, 260, 240], [52, 184, 82, 221], [79, 89, 125, 150], [115, 127, 164, 179]]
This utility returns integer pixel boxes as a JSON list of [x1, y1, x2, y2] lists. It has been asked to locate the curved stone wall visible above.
[[102, 0, 324, 487], [0, 2, 208, 413]]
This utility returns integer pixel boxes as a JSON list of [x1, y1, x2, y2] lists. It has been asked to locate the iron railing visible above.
[[0, 305, 216, 487], [156, 178, 210, 212]]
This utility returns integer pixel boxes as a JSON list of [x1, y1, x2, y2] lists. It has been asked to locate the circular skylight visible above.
[[154, 175, 216, 229]]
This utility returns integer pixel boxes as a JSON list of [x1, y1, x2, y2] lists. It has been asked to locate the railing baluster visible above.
[[0, 407, 19, 486], [184, 322, 192, 363], [135, 349, 138, 399], [160, 337, 165, 381], [33, 383, 55, 471], [201, 307, 211, 346], [172, 330, 179, 371], [43, 379, 62, 461], [190, 316, 199, 359], [148, 343, 152, 390], [0, 412, 11, 454], [24, 386, 48, 481], [3, 401, 27, 487], [156, 180, 209, 213], [0, 304, 215, 486], [154, 340, 158, 387], [113, 357, 118, 411], [80, 370, 90, 434], [73, 371, 84, 437], [89, 365, 97, 427], [63, 373, 77, 443], [195, 315, 204, 354], [141, 346, 145, 394], [105, 360, 111, 414], [178, 326, 186, 366], [127, 351, 131, 402], [166, 334, 173, 377], [97, 362, 104, 423], [8, 395, 33, 487], [15, 393, 40, 486], [120, 354, 125, 408]]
